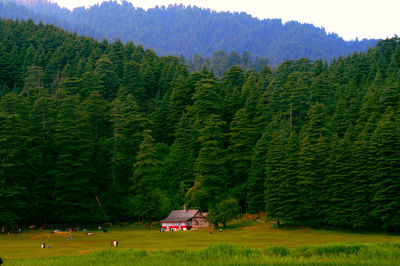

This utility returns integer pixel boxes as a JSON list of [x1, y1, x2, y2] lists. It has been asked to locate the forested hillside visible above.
[[0, 0, 105, 39], [0, 19, 399, 232], [2, 0, 377, 65]]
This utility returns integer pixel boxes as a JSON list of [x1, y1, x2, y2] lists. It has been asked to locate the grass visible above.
[[5, 242, 400, 265], [1, 219, 400, 264]]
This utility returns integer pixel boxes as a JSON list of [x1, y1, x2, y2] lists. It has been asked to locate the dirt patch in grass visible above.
[[31, 233, 52, 239], [78, 250, 93, 254], [242, 226, 258, 230]]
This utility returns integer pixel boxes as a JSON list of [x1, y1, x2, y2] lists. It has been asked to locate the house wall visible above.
[[161, 221, 192, 231], [192, 212, 210, 229]]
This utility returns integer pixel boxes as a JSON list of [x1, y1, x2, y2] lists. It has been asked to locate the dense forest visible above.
[[0, 19, 400, 232], [1, 0, 377, 65], [0, 0, 105, 39]]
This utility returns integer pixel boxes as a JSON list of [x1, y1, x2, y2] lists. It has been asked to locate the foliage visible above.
[[1, 0, 377, 66], [207, 198, 240, 227], [0, 19, 399, 233]]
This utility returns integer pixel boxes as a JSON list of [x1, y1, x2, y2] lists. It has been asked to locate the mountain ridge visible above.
[[2, 0, 378, 65]]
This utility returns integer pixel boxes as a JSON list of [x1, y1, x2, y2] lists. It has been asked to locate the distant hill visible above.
[[2, 0, 378, 65], [0, 0, 105, 39]]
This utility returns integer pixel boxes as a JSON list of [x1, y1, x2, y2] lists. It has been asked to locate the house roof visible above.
[[161, 210, 199, 222]]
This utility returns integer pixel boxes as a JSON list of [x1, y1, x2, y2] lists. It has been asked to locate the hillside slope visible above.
[[2, 0, 378, 64], [1, 18, 400, 232]]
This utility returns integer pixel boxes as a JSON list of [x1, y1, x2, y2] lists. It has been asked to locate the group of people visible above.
[[41, 243, 51, 248], [209, 228, 223, 234], [98, 226, 108, 232], [111, 240, 119, 247], [1, 227, 23, 235]]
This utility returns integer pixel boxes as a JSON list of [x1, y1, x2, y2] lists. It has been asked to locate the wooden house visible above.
[[161, 209, 210, 231]]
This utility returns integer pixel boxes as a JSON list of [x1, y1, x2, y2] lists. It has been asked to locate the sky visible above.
[[53, 0, 400, 41]]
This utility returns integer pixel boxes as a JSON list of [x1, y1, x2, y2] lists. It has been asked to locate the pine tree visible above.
[[130, 129, 170, 226], [95, 55, 120, 100], [0, 44, 11, 89], [281, 72, 310, 132], [81, 91, 110, 218], [186, 114, 227, 210], [265, 128, 288, 220], [324, 133, 353, 228], [379, 72, 400, 112], [332, 97, 351, 138], [164, 108, 197, 208], [297, 103, 331, 225], [349, 130, 374, 230], [254, 84, 275, 130], [166, 75, 192, 138], [60, 77, 83, 96], [141, 51, 160, 104], [0, 93, 30, 225], [191, 78, 221, 120], [279, 131, 301, 224], [52, 94, 103, 224], [242, 71, 261, 120], [220, 66, 245, 123], [310, 73, 332, 107], [228, 108, 256, 211], [355, 70, 382, 135], [109, 93, 148, 221], [121, 60, 143, 99], [370, 107, 400, 232], [247, 129, 271, 213], [22, 66, 46, 100], [80, 71, 105, 98], [152, 90, 173, 144], [28, 90, 57, 224]]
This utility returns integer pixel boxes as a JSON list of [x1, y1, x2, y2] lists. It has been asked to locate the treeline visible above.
[[0, 19, 400, 232], [188, 50, 269, 77], [0, 0, 105, 39], [3, 0, 377, 64]]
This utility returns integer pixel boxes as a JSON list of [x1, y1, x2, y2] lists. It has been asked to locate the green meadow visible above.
[[1, 220, 400, 265]]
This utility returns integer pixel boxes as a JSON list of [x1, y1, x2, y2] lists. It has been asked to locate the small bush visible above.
[[271, 246, 289, 256], [295, 243, 364, 258], [200, 243, 240, 258]]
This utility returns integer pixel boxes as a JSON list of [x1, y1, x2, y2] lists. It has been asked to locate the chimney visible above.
[[183, 204, 186, 211]]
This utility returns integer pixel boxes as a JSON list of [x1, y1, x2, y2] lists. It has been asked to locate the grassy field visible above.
[[1, 219, 400, 265], [6, 242, 400, 265]]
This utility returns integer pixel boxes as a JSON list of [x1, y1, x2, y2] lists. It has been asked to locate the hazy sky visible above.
[[54, 0, 399, 41]]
